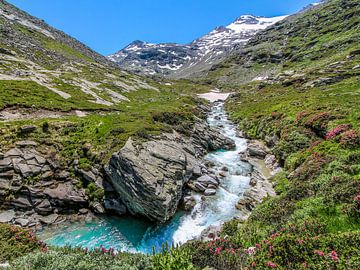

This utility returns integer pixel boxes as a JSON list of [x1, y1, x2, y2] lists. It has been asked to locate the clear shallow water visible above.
[[39, 102, 251, 253]]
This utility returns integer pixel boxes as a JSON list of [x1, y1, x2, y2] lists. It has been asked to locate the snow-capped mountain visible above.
[[108, 15, 287, 78]]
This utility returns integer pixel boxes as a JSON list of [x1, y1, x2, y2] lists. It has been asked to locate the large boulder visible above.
[[106, 125, 234, 222], [105, 133, 197, 222]]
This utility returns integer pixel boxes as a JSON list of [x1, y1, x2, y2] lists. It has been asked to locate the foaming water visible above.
[[38, 102, 251, 253]]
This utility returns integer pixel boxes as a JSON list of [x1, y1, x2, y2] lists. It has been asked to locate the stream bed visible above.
[[38, 102, 252, 253]]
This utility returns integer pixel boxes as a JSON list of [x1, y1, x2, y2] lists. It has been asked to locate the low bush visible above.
[[0, 224, 46, 263]]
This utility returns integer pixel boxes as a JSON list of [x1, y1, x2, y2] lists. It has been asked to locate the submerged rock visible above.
[[106, 123, 234, 222]]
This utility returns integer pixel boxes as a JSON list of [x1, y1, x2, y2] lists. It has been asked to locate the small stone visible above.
[[193, 165, 202, 177], [35, 199, 52, 215], [79, 169, 96, 183], [0, 158, 12, 172], [183, 196, 196, 211], [39, 214, 59, 225], [19, 125, 37, 134], [207, 184, 217, 189], [4, 148, 22, 157], [219, 171, 227, 177], [14, 163, 32, 177], [79, 208, 89, 215], [0, 210, 15, 223], [15, 218, 30, 227], [197, 175, 218, 186], [56, 171, 70, 180], [204, 189, 216, 196], [92, 202, 105, 214], [34, 155, 46, 165], [41, 171, 54, 180], [15, 141, 38, 148], [194, 182, 207, 192]]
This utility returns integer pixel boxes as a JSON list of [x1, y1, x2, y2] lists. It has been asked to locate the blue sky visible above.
[[7, 0, 316, 55]]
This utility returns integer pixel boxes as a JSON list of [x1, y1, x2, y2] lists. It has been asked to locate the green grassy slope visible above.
[[0, 0, 210, 162]]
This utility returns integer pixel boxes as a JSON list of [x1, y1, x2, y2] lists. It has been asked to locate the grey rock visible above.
[[207, 184, 217, 189], [34, 155, 47, 165], [79, 208, 89, 215], [56, 170, 70, 180], [4, 148, 22, 158], [78, 169, 96, 183], [15, 218, 30, 227], [44, 182, 87, 205], [193, 165, 202, 177], [20, 125, 37, 134], [197, 175, 218, 186], [14, 163, 32, 178], [194, 181, 207, 192], [39, 213, 59, 225], [265, 135, 279, 147], [10, 196, 32, 209], [35, 199, 53, 215], [204, 189, 216, 196], [0, 158, 12, 172], [41, 171, 54, 180], [15, 141, 38, 148], [0, 210, 15, 223], [0, 180, 10, 194], [92, 202, 105, 214], [247, 140, 270, 159], [106, 134, 196, 222], [182, 196, 196, 211]]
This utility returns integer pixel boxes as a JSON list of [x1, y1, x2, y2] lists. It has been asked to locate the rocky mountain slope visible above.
[[108, 15, 286, 78]]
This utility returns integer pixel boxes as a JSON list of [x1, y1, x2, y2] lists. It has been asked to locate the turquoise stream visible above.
[[38, 102, 251, 253]]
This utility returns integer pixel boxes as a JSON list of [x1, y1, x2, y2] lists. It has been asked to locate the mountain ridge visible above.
[[108, 14, 287, 78]]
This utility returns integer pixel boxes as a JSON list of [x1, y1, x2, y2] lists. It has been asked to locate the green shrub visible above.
[[0, 224, 46, 263], [85, 182, 104, 202], [11, 247, 151, 270], [152, 244, 196, 270]]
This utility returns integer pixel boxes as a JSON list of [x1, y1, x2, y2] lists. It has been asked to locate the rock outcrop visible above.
[[0, 141, 90, 228], [236, 140, 281, 215], [105, 122, 235, 222]]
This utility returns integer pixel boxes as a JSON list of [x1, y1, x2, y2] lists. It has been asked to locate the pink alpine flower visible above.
[[330, 250, 339, 262], [266, 261, 278, 268], [246, 247, 256, 255], [325, 124, 350, 140], [314, 250, 325, 256], [354, 194, 360, 203], [215, 247, 222, 255]]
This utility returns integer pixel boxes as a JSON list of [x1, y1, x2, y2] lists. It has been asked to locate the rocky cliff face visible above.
[[105, 123, 235, 222], [108, 15, 286, 78]]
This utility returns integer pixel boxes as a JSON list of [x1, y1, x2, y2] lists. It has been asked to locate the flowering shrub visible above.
[[152, 243, 196, 270], [342, 194, 360, 219], [305, 112, 333, 136], [295, 111, 309, 122], [325, 124, 351, 139], [340, 129, 360, 148], [246, 228, 360, 269], [0, 224, 46, 263]]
